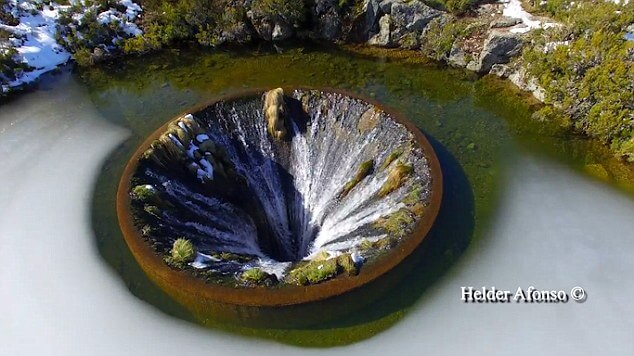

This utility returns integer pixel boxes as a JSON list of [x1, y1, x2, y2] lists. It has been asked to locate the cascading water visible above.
[[124, 89, 435, 287]]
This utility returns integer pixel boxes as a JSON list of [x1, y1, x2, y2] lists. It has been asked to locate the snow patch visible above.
[[500, 0, 559, 34]]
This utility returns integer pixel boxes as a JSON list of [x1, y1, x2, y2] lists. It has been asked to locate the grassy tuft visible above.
[[240, 268, 276, 285], [336, 253, 358, 276], [167, 238, 197, 266]]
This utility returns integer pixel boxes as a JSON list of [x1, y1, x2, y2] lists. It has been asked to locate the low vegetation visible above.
[[287, 252, 358, 285], [240, 267, 277, 286], [521, 0, 634, 161]]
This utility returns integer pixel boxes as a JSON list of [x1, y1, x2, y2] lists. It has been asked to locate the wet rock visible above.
[[476, 31, 523, 73]]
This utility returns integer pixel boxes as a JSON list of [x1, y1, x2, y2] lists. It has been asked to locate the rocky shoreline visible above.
[[2, 0, 632, 161], [1, 0, 550, 101]]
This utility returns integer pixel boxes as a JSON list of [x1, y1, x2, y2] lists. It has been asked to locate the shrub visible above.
[[442, 0, 476, 15], [521, 0, 634, 161], [251, 0, 306, 26], [420, 17, 468, 61]]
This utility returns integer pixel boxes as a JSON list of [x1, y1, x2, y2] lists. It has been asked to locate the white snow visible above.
[[500, 0, 559, 34], [1, 0, 143, 91], [543, 40, 569, 53], [1, 1, 71, 90]]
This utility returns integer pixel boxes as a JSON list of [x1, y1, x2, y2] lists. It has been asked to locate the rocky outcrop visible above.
[[368, 14, 392, 46], [390, 0, 441, 48], [361, 0, 441, 48], [475, 31, 523, 73], [350, 0, 383, 41]]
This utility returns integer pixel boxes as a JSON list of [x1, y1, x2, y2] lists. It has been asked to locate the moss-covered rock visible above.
[[359, 236, 398, 252], [374, 208, 415, 237], [402, 183, 423, 205], [339, 159, 374, 198], [379, 163, 413, 197], [336, 253, 358, 276], [263, 88, 288, 140], [287, 258, 339, 285], [379, 149, 403, 171]]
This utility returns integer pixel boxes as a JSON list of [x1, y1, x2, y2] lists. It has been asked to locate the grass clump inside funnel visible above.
[[166, 238, 197, 267], [240, 268, 277, 286]]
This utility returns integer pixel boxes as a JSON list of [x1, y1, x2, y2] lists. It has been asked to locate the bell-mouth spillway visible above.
[[116, 87, 442, 315]]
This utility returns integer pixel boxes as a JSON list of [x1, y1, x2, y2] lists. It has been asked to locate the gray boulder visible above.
[[368, 14, 392, 47], [390, 0, 441, 48], [489, 64, 512, 78], [391, 1, 441, 32], [448, 44, 468, 67], [490, 16, 521, 29], [350, 0, 382, 41], [476, 31, 523, 73]]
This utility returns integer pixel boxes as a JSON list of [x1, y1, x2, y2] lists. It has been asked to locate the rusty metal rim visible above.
[[116, 87, 443, 307]]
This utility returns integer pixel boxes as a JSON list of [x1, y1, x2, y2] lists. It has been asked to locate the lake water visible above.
[[1, 46, 633, 354]]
